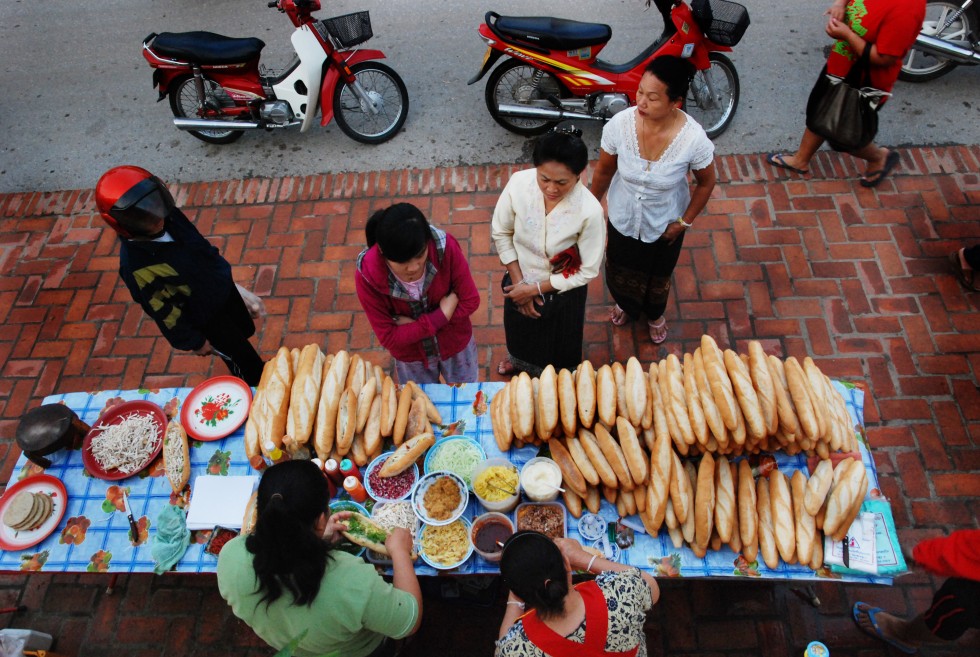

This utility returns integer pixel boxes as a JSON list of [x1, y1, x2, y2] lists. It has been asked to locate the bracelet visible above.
[[676, 217, 693, 229], [506, 601, 525, 609], [586, 554, 599, 573], [536, 281, 545, 301]]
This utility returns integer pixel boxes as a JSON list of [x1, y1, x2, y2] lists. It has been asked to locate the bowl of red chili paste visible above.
[[364, 452, 419, 503]]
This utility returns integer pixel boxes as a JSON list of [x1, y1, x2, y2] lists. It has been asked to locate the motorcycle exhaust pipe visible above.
[[495, 104, 605, 122], [173, 117, 262, 131], [913, 33, 980, 65]]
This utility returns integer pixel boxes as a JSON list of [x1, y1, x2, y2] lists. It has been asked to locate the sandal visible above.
[[497, 358, 520, 377], [852, 602, 918, 654], [647, 317, 668, 344], [766, 152, 809, 175], [949, 250, 978, 292], [860, 149, 900, 188], [609, 304, 629, 326]]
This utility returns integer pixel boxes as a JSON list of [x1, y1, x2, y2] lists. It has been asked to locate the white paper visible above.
[[824, 512, 878, 574], [185, 475, 257, 530]]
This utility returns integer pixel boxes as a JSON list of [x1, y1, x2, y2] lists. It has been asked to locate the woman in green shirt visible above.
[[217, 460, 422, 657]]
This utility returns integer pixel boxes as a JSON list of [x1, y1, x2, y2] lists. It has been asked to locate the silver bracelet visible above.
[[506, 601, 525, 609], [676, 216, 693, 229], [536, 281, 545, 301], [586, 554, 599, 573]]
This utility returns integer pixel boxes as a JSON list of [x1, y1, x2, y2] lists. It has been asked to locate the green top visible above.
[[217, 535, 418, 657]]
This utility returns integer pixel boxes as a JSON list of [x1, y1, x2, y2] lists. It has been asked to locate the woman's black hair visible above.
[[533, 127, 589, 175], [499, 531, 569, 619], [245, 460, 332, 607], [643, 55, 697, 102], [365, 203, 432, 263]]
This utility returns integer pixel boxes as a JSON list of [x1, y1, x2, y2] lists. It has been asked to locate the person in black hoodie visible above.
[[95, 165, 264, 385]]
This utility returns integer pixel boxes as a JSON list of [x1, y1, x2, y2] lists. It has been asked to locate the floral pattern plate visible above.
[[0, 475, 68, 551], [180, 376, 252, 442]]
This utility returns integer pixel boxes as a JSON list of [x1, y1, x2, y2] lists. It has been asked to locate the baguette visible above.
[[408, 381, 442, 425], [791, 470, 816, 565], [380, 375, 397, 437], [824, 459, 867, 537], [258, 346, 293, 457], [578, 427, 619, 489], [363, 395, 383, 455], [557, 368, 578, 437], [244, 356, 275, 465], [313, 353, 346, 458], [495, 384, 514, 452], [335, 388, 357, 456], [625, 357, 647, 427], [669, 450, 692, 524], [596, 364, 618, 428], [511, 372, 535, 440], [728, 472, 742, 554], [693, 349, 728, 445], [378, 432, 435, 477], [769, 471, 796, 563], [831, 466, 867, 543], [701, 335, 739, 431], [803, 357, 829, 440], [665, 355, 695, 446], [618, 487, 637, 516], [747, 341, 779, 436], [594, 422, 635, 490], [537, 365, 560, 439], [355, 380, 377, 434], [756, 477, 779, 569], [647, 363, 674, 452], [350, 432, 368, 466], [724, 349, 767, 441], [616, 416, 649, 486], [290, 347, 300, 376], [683, 352, 709, 446], [286, 344, 324, 446], [645, 461, 669, 531], [766, 355, 800, 438], [576, 360, 597, 428], [562, 487, 584, 519], [633, 481, 647, 513], [163, 419, 190, 494], [713, 454, 735, 543], [737, 459, 758, 562], [405, 397, 429, 444], [565, 434, 601, 487], [695, 453, 716, 550], [804, 459, 834, 516], [346, 355, 365, 394], [340, 512, 395, 556], [682, 461, 698, 545], [613, 362, 629, 421], [392, 383, 414, 446], [585, 485, 602, 514], [658, 359, 687, 454], [784, 357, 819, 441], [549, 439, 588, 498]]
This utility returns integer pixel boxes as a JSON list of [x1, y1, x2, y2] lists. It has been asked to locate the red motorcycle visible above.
[[142, 0, 408, 145], [469, 0, 749, 138]]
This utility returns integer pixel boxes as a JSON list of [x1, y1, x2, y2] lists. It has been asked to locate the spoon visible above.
[[487, 482, 517, 496]]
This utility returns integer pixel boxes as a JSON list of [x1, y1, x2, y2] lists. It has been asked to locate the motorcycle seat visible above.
[[151, 32, 265, 65], [493, 16, 612, 50]]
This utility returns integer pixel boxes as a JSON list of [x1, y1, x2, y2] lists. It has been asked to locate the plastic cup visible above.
[[520, 456, 562, 502], [472, 458, 520, 512]]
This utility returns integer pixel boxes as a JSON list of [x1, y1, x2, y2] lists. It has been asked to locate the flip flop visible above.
[[609, 304, 629, 326], [647, 317, 668, 344], [860, 150, 900, 188], [852, 602, 918, 654], [948, 251, 978, 292], [766, 152, 809, 175]]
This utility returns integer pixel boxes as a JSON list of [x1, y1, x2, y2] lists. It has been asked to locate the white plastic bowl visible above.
[[520, 456, 563, 502], [410, 470, 469, 526], [417, 517, 473, 570]]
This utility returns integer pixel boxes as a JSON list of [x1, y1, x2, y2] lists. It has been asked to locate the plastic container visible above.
[[417, 517, 474, 570], [515, 501, 566, 540], [0, 629, 53, 651], [324, 458, 344, 485], [423, 436, 486, 490], [804, 641, 829, 657], [520, 457, 563, 502], [363, 452, 419, 503], [410, 471, 469, 526], [472, 457, 520, 512], [470, 512, 514, 562]]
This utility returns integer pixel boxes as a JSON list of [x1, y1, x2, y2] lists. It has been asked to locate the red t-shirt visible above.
[[826, 0, 925, 92]]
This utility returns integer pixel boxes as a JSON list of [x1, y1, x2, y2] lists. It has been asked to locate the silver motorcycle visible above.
[[900, 0, 979, 81]]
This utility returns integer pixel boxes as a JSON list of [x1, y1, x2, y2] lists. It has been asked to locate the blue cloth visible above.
[[152, 504, 191, 575]]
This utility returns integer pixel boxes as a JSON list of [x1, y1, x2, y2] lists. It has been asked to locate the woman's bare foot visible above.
[[852, 602, 918, 654], [609, 304, 629, 326]]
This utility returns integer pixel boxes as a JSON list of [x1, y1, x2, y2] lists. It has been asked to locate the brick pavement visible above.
[[0, 147, 977, 656]]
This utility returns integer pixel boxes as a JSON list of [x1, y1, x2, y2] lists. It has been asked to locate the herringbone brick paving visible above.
[[0, 147, 977, 656]]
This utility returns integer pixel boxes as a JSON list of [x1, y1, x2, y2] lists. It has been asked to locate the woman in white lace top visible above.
[[590, 56, 716, 344]]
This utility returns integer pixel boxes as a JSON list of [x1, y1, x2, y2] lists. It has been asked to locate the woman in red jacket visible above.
[[355, 203, 480, 383]]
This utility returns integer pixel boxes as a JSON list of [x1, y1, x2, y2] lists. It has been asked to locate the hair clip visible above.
[[553, 124, 583, 138]]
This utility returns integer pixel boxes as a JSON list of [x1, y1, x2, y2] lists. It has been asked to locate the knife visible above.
[[122, 490, 139, 543]]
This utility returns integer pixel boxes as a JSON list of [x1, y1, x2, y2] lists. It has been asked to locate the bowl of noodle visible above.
[[417, 517, 473, 570], [81, 400, 166, 480]]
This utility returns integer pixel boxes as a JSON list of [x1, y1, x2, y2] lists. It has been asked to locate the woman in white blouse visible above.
[[590, 56, 717, 344], [492, 128, 606, 376]]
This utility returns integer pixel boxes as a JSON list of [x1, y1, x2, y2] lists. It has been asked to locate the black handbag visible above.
[[805, 42, 886, 152]]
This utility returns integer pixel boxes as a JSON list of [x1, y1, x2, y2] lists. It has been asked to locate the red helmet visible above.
[[95, 165, 176, 238]]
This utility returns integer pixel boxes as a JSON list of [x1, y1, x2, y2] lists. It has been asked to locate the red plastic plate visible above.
[[81, 400, 166, 480], [0, 474, 69, 551]]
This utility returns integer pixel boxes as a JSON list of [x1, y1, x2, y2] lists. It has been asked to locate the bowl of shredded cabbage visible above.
[[423, 436, 486, 490]]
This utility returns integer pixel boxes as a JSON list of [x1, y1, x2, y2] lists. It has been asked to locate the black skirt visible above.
[[502, 272, 588, 376]]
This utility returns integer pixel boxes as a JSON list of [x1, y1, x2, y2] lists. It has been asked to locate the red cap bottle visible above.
[[323, 458, 344, 486]]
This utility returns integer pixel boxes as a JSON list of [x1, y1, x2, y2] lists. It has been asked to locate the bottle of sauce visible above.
[[264, 441, 290, 464], [323, 458, 344, 486], [340, 458, 361, 482], [343, 475, 368, 503]]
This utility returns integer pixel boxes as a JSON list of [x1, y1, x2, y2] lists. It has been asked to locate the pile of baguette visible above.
[[244, 346, 441, 468], [489, 335, 868, 567]]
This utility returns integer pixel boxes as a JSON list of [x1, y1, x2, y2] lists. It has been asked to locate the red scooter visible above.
[[142, 0, 408, 145], [469, 0, 749, 138]]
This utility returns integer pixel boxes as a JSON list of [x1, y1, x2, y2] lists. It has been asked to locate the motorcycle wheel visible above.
[[685, 52, 739, 140], [168, 75, 245, 145], [485, 59, 567, 136], [332, 62, 409, 144], [900, 0, 975, 82]]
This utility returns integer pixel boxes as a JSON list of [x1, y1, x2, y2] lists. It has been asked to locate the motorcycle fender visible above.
[[467, 48, 504, 85], [289, 25, 329, 133], [318, 49, 387, 127]]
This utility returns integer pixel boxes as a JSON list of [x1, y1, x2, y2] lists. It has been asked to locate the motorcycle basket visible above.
[[691, 0, 750, 47], [323, 11, 373, 48]]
